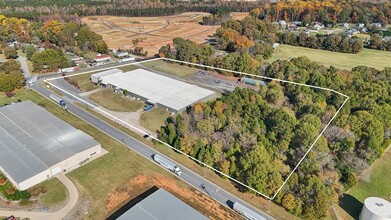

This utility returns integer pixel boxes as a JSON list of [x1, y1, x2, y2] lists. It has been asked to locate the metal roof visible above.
[[117, 188, 208, 220], [91, 68, 123, 79], [100, 69, 215, 112], [0, 101, 99, 184]]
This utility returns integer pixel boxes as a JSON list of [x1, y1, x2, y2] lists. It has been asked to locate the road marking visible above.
[[44, 57, 350, 201]]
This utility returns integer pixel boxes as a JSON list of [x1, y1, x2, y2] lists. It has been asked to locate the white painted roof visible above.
[[100, 69, 215, 111]]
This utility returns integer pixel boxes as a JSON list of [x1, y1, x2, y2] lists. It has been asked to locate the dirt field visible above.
[[230, 12, 249, 20], [82, 12, 220, 55], [105, 174, 242, 220]]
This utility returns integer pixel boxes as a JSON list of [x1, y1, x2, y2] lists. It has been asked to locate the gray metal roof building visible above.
[[0, 101, 102, 190], [99, 69, 215, 113], [116, 188, 208, 220]]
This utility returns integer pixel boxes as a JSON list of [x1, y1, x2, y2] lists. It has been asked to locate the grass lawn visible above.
[[79, 103, 299, 220], [66, 72, 99, 92], [141, 60, 199, 78], [89, 89, 144, 112], [140, 108, 170, 132], [118, 65, 138, 72], [38, 178, 69, 206], [266, 44, 391, 70], [338, 145, 391, 219]]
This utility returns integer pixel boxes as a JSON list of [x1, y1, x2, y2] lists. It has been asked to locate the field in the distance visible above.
[[82, 12, 219, 55], [267, 44, 391, 70]]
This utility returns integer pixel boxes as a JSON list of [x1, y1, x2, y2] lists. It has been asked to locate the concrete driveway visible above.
[[0, 175, 78, 220]]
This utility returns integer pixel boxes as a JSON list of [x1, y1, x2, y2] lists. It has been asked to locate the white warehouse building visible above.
[[0, 101, 102, 190], [97, 68, 216, 113]]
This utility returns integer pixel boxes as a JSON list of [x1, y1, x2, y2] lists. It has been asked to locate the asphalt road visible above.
[[17, 56, 31, 79], [32, 69, 274, 220]]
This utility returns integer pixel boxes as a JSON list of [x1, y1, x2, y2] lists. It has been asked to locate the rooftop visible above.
[[116, 188, 208, 220], [100, 69, 215, 112], [0, 101, 99, 184]]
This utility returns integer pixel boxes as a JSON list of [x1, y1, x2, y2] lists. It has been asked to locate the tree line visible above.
[[252, 0, 391, 26], [0, 60, 24, 92], [276, 32, 363, 54], [158, 57, 391, 219], [0, 0, 260, 21]]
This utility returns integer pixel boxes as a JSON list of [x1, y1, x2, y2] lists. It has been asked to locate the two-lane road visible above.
[[33, 75, 274, 220]]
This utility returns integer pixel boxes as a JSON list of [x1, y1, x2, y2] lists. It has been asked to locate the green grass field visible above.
[[266, 44, 391, 70], [141, 60, 199, 78], [89, 89, 144, 112], [66, 72, 99, 92], [339, 145, 391, 219], [118, 65, 138, 72], [38, 178, 69, 206], [140, 108, 170, 132]]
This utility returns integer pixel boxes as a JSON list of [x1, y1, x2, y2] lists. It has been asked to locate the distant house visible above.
[[383, 36, 391, 42], [279, 20, 287, 27], [293, 21, 302, 26], [273, 43, 280, 50], [38, 47, 45, 53], [343, 23, 349, 28], [94, 54, 111, 62], [116, 51, 129, 58], [358, 23, 365, 28], [347, 28, 360, 35], [371, 23, 382, 28], [313, 22, 324, 30]]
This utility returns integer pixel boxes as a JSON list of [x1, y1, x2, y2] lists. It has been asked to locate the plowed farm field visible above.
[[82, 12, 220, 55]]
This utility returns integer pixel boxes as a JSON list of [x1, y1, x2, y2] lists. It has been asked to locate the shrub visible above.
[[28, 185, 47, 196], [5, 92, 15, 97], [0, 178, 5, 185], [19, 199, 33, 207], [6, 188, 15, 195]]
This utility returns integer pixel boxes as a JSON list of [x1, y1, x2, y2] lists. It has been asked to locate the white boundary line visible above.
[[44, 57, 349, 200]]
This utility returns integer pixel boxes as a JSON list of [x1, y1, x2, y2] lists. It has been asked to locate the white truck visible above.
[[57, 66, 79, 74], [153, 154, 182, 175], [233, 202, 266, 220]]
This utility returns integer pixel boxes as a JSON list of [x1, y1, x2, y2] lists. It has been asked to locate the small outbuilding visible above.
[[360, 197, 391, 220], [90, 68, 123, 84], [0, 101, 102, 190]]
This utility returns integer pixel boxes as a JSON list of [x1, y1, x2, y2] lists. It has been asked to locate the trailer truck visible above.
[[153, 154, 182, 175], [233, 202, 266, 220], [49, 94, 67, 109]]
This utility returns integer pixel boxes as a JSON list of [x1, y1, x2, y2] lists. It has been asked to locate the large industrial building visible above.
[[109, 188, 208, 220], [93, 68, 215, 113], [0, 101, 102, 190]]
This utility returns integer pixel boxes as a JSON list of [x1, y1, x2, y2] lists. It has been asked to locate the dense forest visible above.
[[0, 0, 259, 21], [255, 0, 391, 25], [0, 60, 24, 93], [159, 57, 391, 218]]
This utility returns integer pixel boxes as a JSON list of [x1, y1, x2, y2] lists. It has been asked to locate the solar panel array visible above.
[[0, 101, 99, 183]]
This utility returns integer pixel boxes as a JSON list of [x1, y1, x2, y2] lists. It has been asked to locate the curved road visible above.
[[32, 73, 275, 220], [0, 175, 78, 220]]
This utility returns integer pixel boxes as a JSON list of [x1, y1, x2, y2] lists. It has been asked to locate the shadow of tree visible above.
[[339, 193, 363, 220]]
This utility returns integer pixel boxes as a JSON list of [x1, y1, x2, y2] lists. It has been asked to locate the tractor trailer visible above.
[[233, 202, 266, 220], [49, 94, 67, 109], [153, 154, 182, 175]]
